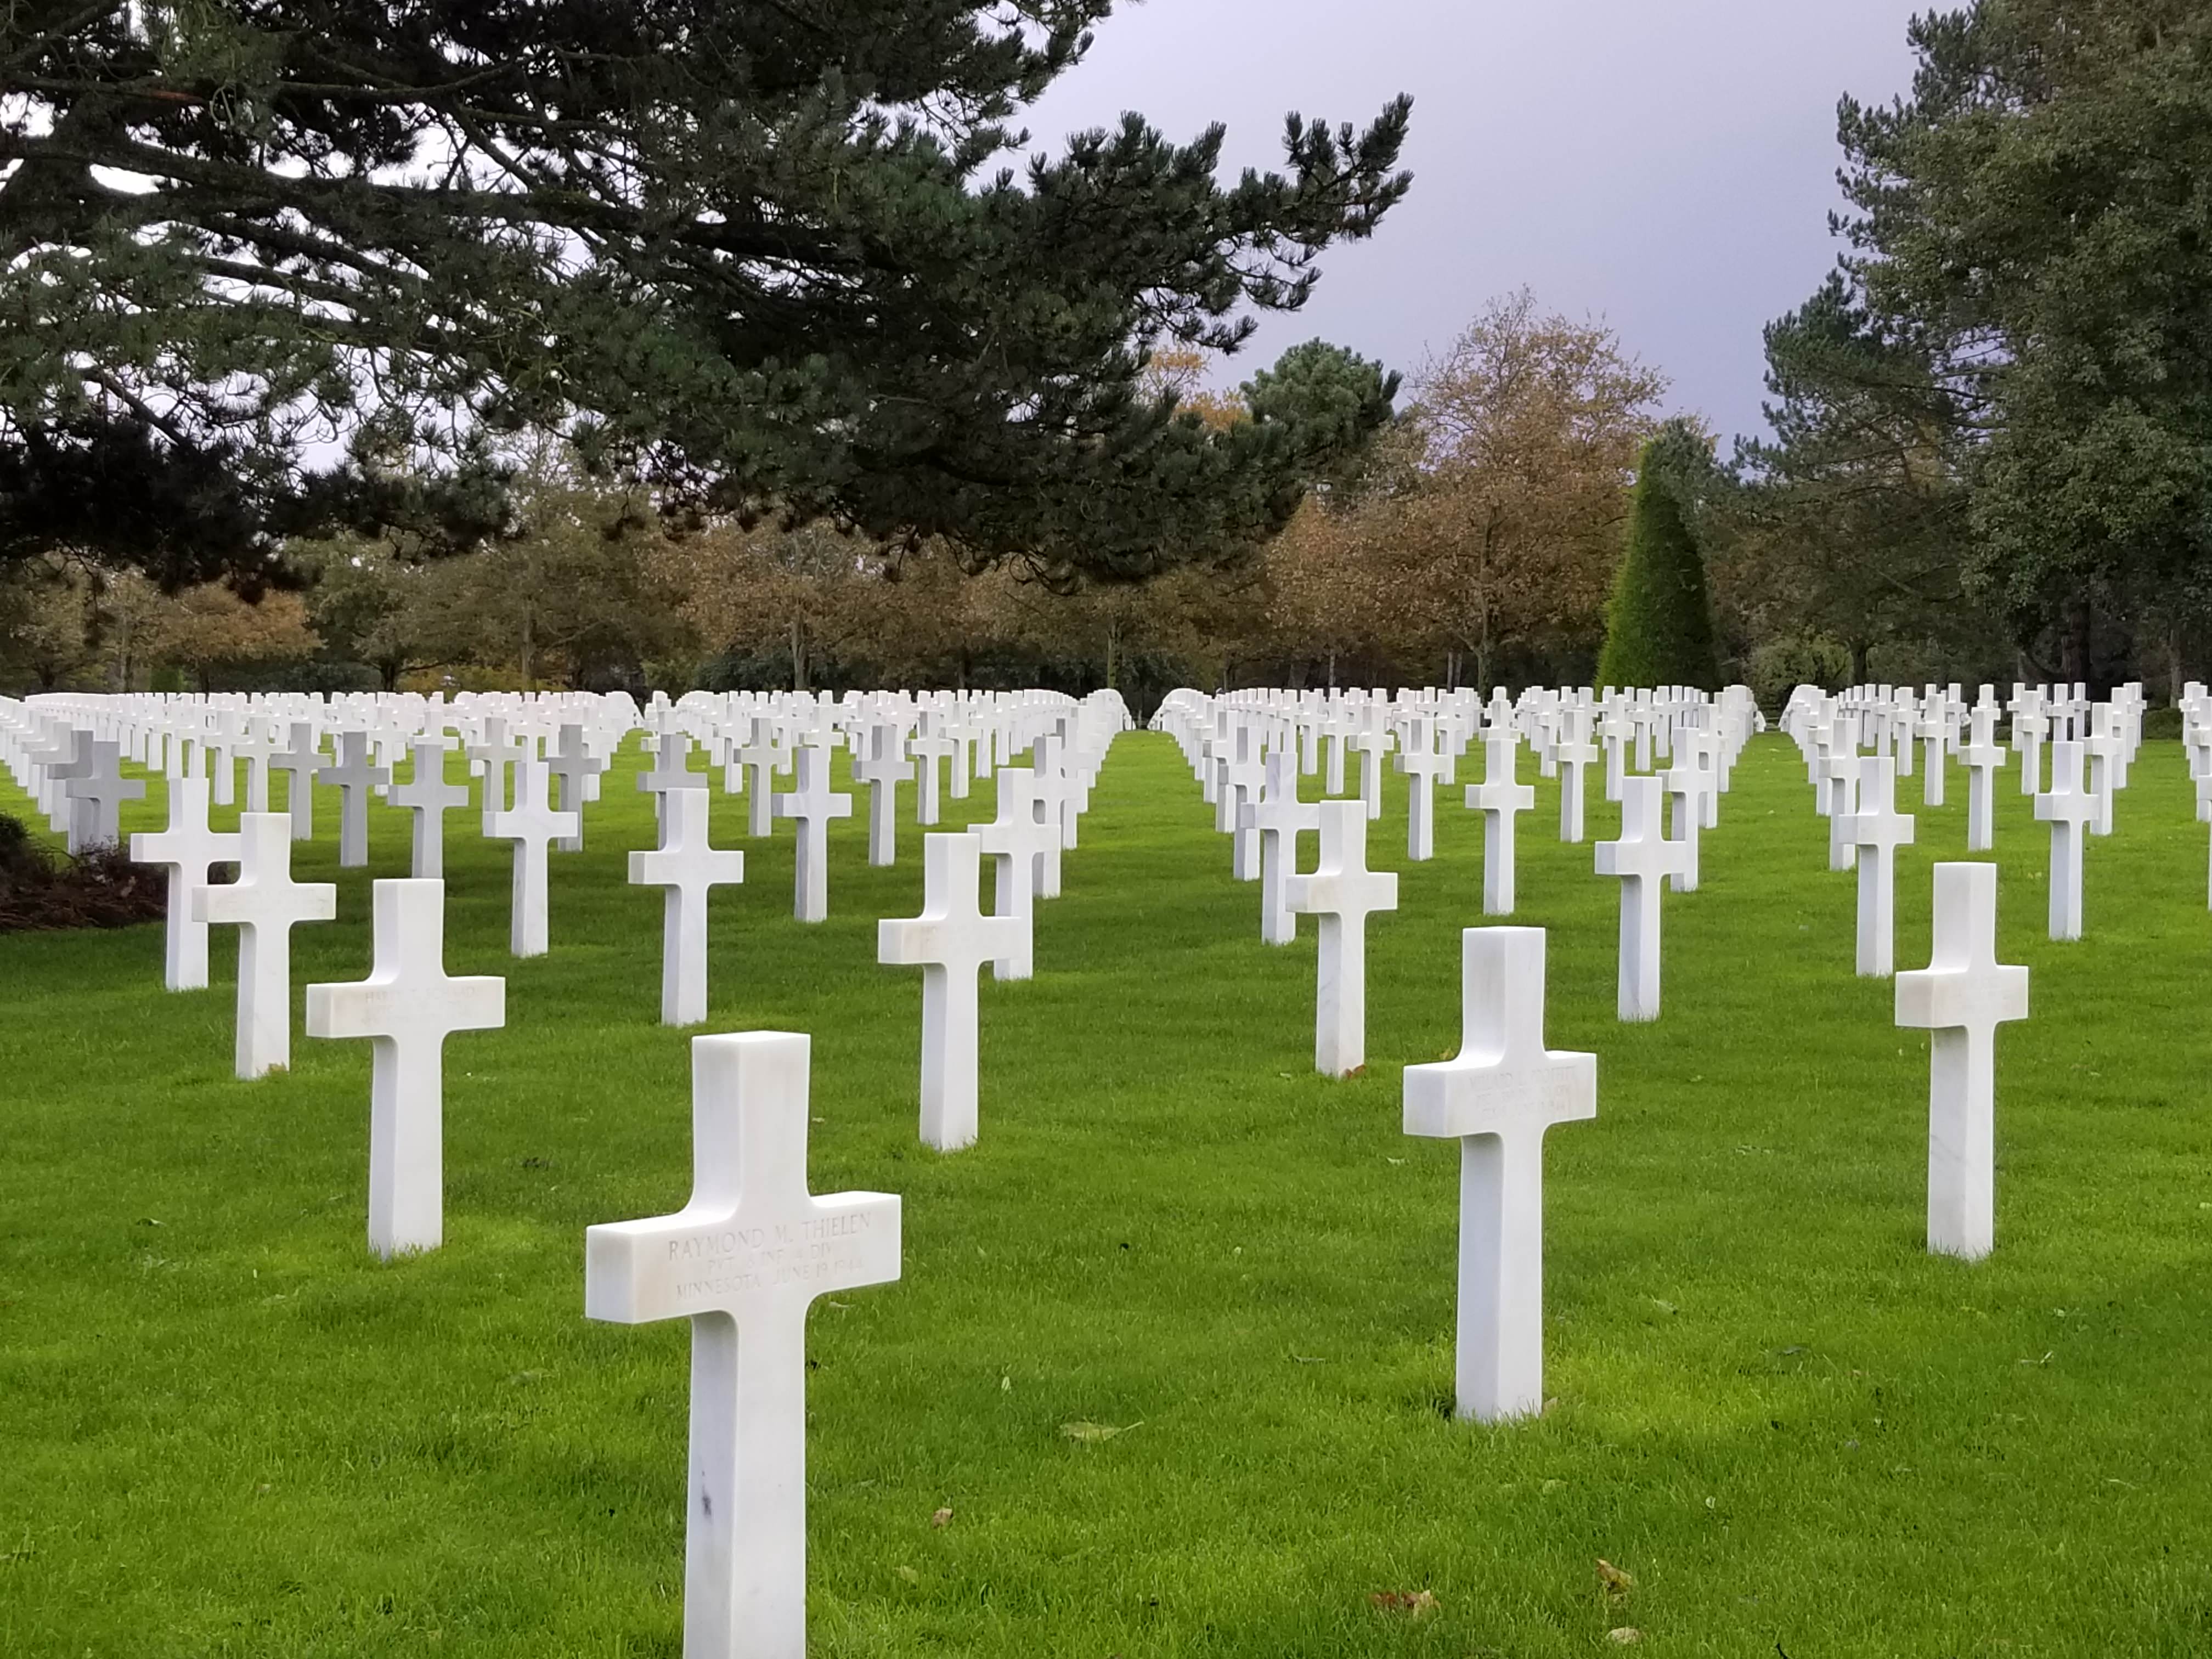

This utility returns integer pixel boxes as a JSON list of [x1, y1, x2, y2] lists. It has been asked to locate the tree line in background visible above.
[[3, 1, 2204, 715]]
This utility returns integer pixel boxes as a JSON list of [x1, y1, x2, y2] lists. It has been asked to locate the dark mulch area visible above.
[[0, 814, 169, 932]]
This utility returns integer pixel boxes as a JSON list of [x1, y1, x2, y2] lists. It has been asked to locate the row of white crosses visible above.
[[16, 686, 2046, 1659], [566, 860, 2038, 1659], [1787, 680, 2149, 946], [22, 686, 1124, 1264], [32, 680, 1117, 970], [599, 695, 1117, 1150], [581, 926, 1595, 1659], [129, 793, 509, 1260], [49, 677, 1113, 1004], [1157, 685, 1753, 1041]]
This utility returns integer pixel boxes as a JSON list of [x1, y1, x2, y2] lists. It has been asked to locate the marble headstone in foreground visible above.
[[1403, 926, 1595, 1423], [585, 1033, 900, 1659], [1895, 862, 2027, 1261]]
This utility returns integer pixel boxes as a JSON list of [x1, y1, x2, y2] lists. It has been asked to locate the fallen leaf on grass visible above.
[[929, 1506, 953, 1528], [1541, 1479, 1567, 1494], [1368, 1589, 1438, 1617], [1061, 1420, 1142, 1444], [895, 1565, 919, 1585], [1596, 1559, 1635, 1600], [1606, 1627, 1643, 1645]]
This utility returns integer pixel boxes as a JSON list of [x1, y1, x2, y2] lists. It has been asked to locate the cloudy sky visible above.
[[1024, 0, 1931, 447]]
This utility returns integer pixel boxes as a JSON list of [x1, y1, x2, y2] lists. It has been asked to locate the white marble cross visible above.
[[585, 1032, 900, 1659], [1660, 754, 1707, 894], [1918, 703, 1949, 807], [1593, 775, 1688, 1022], [64, 738, 145, 850], [389, 739, 470, 878], [1396, 719, 1449, 862], [1284, 800, 1399, 1076], [325, 730, 389, 868], [734, 721, 787, 838], [231, 724, 280, 812], [1347, 728, 1389, 821], [1822, 745, 1861, 873], [270, 721, 328, 840], [972, 766, 1054, 979], [639, 728, 710, 839], [852, 724, 913, 868], [203, 715, 241, 807], [2083, 709, 2120, 838], [2015, 698, 2046, 795], [1245, 749, 1321, 945], [195, 812, 338, 1078], [131, 775, 241, 991], [1464, 735, 1535, 915], [1037, 731, 1088, 850], [909, 729, 955, 827], [771, 745, 853, 923], [548, 723, 606, 852], [878, 832, 1026, 1151], [1554, 710, 1598, 843], [1403, 926, 1596, 1421], [484, 758, 580, 957], [1895, 862, 2028, 1260], [630, 788, 747, 1025], [305, 879, 505, 1257], [1960, 707, 2009, 851], [466, 716, 528, 820], [1025, 744, 1074, 889], [2032, 739, 2093, 941], [1843, 754, 1916, 977], [2198, 775, 2212, 910]]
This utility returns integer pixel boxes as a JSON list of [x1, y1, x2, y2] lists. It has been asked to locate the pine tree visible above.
[[0, 3, 1412, 587], [1596, 427, 1720, 692]]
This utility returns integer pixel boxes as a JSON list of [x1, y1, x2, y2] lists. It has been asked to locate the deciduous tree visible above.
[[1384, 293, 1665, 689]]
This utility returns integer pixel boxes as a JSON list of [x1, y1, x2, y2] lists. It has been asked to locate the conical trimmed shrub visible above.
[[1596, 435, 1720, 691]]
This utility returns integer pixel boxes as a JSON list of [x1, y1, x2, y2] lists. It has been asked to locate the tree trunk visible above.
[[2059, 594, 2094, 689], [1850, 637, 1870, 686], [1327, 648, 1338, 692], [1105, 618, 1119, 690], [790, 619, 808, 692]]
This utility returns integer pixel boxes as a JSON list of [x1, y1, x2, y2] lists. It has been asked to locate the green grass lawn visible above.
[[4, 726, 2211, 1657]]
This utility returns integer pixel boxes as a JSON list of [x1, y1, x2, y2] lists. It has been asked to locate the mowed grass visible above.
[[4, 725, 2212, 1657]]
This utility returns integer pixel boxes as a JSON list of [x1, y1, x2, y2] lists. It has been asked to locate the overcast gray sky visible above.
[[1024, 0, 1930, 447]]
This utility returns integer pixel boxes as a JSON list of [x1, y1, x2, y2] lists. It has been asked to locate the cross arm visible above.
[[586, 1192, 901, 1325], [1894, 964, 2028, 1031]]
